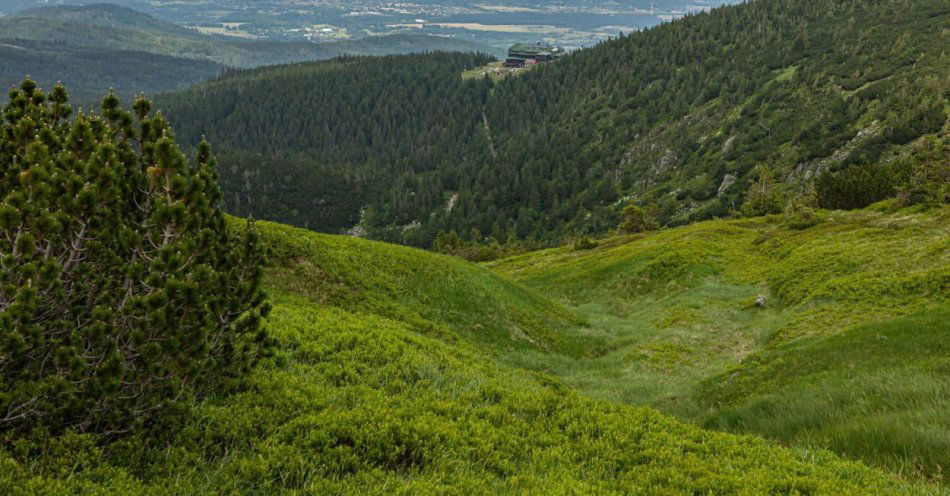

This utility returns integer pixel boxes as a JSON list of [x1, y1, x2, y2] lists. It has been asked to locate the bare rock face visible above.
[[445, 193, 459, 212], [657, 149, 678, 172], [718, 173, 737, 197], [345, 208, 368, 237], [722, 135, 737, 155], [754, 295, 767, 308]]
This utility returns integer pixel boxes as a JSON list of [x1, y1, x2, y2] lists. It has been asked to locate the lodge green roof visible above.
[[508, 42, 564, 58]]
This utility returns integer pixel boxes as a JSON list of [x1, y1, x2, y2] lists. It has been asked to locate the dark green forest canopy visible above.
[[157, 52, 496, 233], [0, 40, 226, 105], [158, 0, 949, 247]]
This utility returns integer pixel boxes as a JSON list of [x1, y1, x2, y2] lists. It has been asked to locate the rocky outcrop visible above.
[[788, 121, 882, 186], [657, 149, 678, 173], [344, 208, 368, 237], [445, 193, 459, 213], [718, 174, 737, 197], [722, 135, 737, 155]]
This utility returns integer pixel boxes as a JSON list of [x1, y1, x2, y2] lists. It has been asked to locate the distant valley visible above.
[[1, 0, 738, 50], [0, 3, 497, 103]]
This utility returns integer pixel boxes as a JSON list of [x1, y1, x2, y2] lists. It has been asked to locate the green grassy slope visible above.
[[257, 219, 578, 353], [488, 204, 949, 481], [1, 217, 938, 494], [699, 307, 949, 481]]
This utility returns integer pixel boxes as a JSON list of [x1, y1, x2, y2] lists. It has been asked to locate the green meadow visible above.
[[488, 202, 949, 484], [3, 207, 946, 494]]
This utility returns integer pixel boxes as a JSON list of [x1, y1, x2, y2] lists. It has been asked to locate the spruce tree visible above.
[[0, 79, 271, 436]]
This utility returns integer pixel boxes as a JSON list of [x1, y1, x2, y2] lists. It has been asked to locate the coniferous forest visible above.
[[161, 52, 495, 233], [159, 0, 948, 249]]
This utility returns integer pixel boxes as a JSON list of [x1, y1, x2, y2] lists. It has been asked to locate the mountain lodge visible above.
[[503, 42, 565, 68]]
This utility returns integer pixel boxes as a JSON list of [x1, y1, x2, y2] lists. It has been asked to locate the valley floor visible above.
[[488, 202, 949, 485]]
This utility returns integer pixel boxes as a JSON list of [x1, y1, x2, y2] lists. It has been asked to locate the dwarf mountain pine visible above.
[[0, 80, 271, 436]]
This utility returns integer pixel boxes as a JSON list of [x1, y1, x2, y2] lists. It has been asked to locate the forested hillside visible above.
[[0, 40, 226, 104], [159, 0, 948, 247], [0, 4, 497, 102], [17, 3, 199, 36], [160, 52, 495, 232]]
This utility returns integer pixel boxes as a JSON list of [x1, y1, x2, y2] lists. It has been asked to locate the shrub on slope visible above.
[[0, 81, 269, 436]]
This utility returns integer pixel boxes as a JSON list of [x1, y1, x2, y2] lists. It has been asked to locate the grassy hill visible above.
[[259, 219, 578, 353], [488, 202, 949, 482], [1, 214, 942, 494]]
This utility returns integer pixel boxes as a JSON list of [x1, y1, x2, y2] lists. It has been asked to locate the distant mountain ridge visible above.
[[16, 3, 198, 36], [0, 38, 224, 104], [0, 3, 498, 103]]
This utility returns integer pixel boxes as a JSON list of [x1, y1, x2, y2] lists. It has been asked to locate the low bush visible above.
[[740, 166, 784, 217], [783, 204, 825, 230], [0, 80, 271, 436], [815, 161, 907, 210], [898, 135, 949, 207], [571, 236, 598, 251], [618, 204, 659, 234]]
